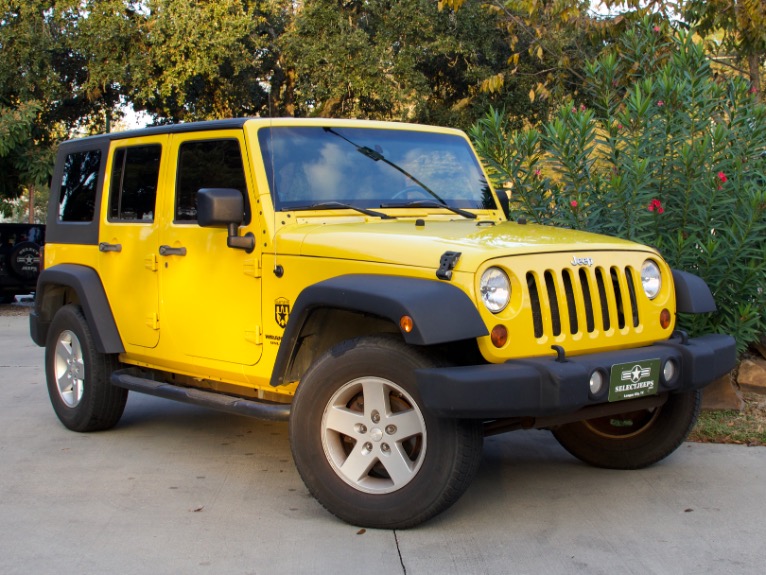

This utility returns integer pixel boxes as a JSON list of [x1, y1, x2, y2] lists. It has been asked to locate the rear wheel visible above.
[[45, 305, 127, 432], [552, 390, 701, 469], [290, 336, 483, 529]]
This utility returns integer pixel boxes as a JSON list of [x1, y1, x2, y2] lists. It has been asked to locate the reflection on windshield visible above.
[[258, 126, 495, 211]]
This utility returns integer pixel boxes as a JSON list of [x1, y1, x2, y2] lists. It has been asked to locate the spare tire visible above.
[[9, 241, 42, 280]]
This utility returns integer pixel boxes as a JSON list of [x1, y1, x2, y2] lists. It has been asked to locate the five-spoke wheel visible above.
[[290, 336, 483, 529], [45, 305, 127, 432]]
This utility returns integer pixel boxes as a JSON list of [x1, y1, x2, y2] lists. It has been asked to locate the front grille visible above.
[[526, 265, 640, 339]]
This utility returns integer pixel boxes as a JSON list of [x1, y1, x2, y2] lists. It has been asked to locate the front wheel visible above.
[[45, 305, 128, 432], [552, 390, 701, 470], [289, 336, 483, 529]]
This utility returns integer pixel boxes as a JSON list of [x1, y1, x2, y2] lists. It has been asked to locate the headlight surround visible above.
[[641, 260, 662, 299], [480, 267, 511, 313]]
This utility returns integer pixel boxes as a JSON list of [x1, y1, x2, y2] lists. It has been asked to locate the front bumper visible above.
[[415, 333, 736, 418]]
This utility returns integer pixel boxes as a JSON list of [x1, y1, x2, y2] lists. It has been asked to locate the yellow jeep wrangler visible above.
[[30, 118, 735, 528]]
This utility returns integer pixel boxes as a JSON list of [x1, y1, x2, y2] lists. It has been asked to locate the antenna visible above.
[[268, 89, 281, 277]]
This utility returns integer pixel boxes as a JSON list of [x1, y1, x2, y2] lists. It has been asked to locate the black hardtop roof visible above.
[[58, 118, 251, 149]]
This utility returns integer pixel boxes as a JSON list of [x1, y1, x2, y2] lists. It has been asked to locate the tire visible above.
[[289, 336, 483, 529], [45, 305, 128, 432], [552, 390, 701, 470]]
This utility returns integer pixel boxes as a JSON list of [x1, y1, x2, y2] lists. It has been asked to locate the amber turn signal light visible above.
[[400, 315, 414, 333], [660, 308, 671, 329], [491, 325, 508, 348]]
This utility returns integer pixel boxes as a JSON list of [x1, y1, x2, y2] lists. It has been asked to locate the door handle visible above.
[[159, 245, 187, 256], [99, 242, 122, 253]]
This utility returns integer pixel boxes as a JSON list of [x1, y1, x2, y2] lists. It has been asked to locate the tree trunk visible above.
[[748, 51, 762, 97], [28, 185, 35, 224]]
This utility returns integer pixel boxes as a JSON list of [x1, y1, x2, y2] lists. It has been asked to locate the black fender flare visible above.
[[672, 269, 716, 314], [270, 274, 488, 386], [30, 264, 124, 354]]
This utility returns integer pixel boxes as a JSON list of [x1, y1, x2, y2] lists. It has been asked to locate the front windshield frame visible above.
[[257, 126, 496, 212]]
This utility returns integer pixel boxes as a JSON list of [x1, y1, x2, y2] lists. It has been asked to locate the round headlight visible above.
[[641, 260, 662, 300], [480, 267, 511, 313]]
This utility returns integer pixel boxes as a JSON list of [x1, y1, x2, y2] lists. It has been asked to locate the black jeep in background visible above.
[[0, 223, 45, 303]]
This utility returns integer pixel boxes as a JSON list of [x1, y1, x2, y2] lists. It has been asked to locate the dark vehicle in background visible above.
[[0, 223, 45, 303]]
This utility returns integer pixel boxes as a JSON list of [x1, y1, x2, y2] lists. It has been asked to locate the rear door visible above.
[[98, 136, 167, 348]]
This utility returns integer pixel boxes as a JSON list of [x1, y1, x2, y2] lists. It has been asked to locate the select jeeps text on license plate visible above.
[[608, 359, 661, 402]]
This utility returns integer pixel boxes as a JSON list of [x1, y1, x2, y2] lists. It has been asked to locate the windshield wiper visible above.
[[379, 200, 477, 220], [323, 127, 447, 204], [283, 201, 395, 219]]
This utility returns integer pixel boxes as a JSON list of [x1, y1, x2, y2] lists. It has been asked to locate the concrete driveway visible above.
[[1, 312, 764, 574]]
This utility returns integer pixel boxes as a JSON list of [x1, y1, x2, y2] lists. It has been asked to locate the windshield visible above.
[[258, 126, 495, 212]]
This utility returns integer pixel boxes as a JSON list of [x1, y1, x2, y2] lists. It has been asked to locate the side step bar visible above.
[[111, 369, 291, 422]]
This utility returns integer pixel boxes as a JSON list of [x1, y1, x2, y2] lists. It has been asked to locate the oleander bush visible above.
[[470, 19, 766, 354]]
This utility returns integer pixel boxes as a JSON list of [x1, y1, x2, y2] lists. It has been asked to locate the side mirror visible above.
[[197, 188, 255, 253]]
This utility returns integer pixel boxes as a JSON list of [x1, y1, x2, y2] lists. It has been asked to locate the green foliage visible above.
[[471, 19, 766, 353], [127, 0, 276, 121], [280, 0, 529, 130]]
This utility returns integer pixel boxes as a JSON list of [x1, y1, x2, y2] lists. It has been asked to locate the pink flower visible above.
[[716, 171, 727, 190], [570, 200, 578, 208], [648, 199, 664, 214], [571, 107, 577, 114], [750, 86, 759, 94], [580, 104, 586, 112], [653, 25, 661, 32], [534, 169, 542, 179], [657, 100, 664, 107]]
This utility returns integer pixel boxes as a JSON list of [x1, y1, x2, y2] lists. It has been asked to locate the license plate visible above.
[[608, 359, 661, 402]]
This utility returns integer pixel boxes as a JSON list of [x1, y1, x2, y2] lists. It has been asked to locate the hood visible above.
[[274, 218, 653, 273]]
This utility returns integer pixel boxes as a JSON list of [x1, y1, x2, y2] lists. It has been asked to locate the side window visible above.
[[175, 139, 249, 223], [59, 149, 102, 222], [108, 145, 161, 222]]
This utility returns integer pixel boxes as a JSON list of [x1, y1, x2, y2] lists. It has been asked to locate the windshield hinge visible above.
[[436, 251, 461, 281]]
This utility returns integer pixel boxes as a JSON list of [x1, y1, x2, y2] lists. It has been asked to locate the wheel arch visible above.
[[270, 274, 488, 387], [30, 264, 124, 354], [672, 269, 716, 313]]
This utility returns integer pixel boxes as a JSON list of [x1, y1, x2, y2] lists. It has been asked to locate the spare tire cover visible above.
[[9, 242, 42, 280]]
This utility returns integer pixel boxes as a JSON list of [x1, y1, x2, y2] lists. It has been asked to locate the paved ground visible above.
[[2, 312, 764, 574]]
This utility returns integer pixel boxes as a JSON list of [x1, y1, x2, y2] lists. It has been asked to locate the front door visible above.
[[99, 135, 167, 348], [157, 130, 263, 367]]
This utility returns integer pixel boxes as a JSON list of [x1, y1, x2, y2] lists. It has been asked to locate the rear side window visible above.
[[58, 150, 102, 222], [108, 145, 162, 222], [175, 139, 249, 223]]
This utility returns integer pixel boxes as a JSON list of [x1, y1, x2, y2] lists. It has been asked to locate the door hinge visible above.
[[243, 258, 262, 278], [146, 312, 159, 330], [245, 325, 263, 345], [145, 253, 158, 271]]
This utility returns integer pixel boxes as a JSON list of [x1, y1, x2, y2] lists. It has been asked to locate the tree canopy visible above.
[[1, 0, 764, 215]]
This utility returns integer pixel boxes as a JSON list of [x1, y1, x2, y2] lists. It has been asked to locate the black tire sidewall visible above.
[[552, 390, 701, 470], [45, 305, 126, 432], [290, 337, 481, 529]]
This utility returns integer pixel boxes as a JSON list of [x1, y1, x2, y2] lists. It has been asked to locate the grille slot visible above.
[[527, 265, 639, 339], [527, 273, 544, 338], [544, 271, 562, 336]]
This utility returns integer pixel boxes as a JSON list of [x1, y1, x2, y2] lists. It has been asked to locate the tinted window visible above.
[[175, 139, 249, 223], [109, 145, 161, 222], [59, 150, 102, 222]]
